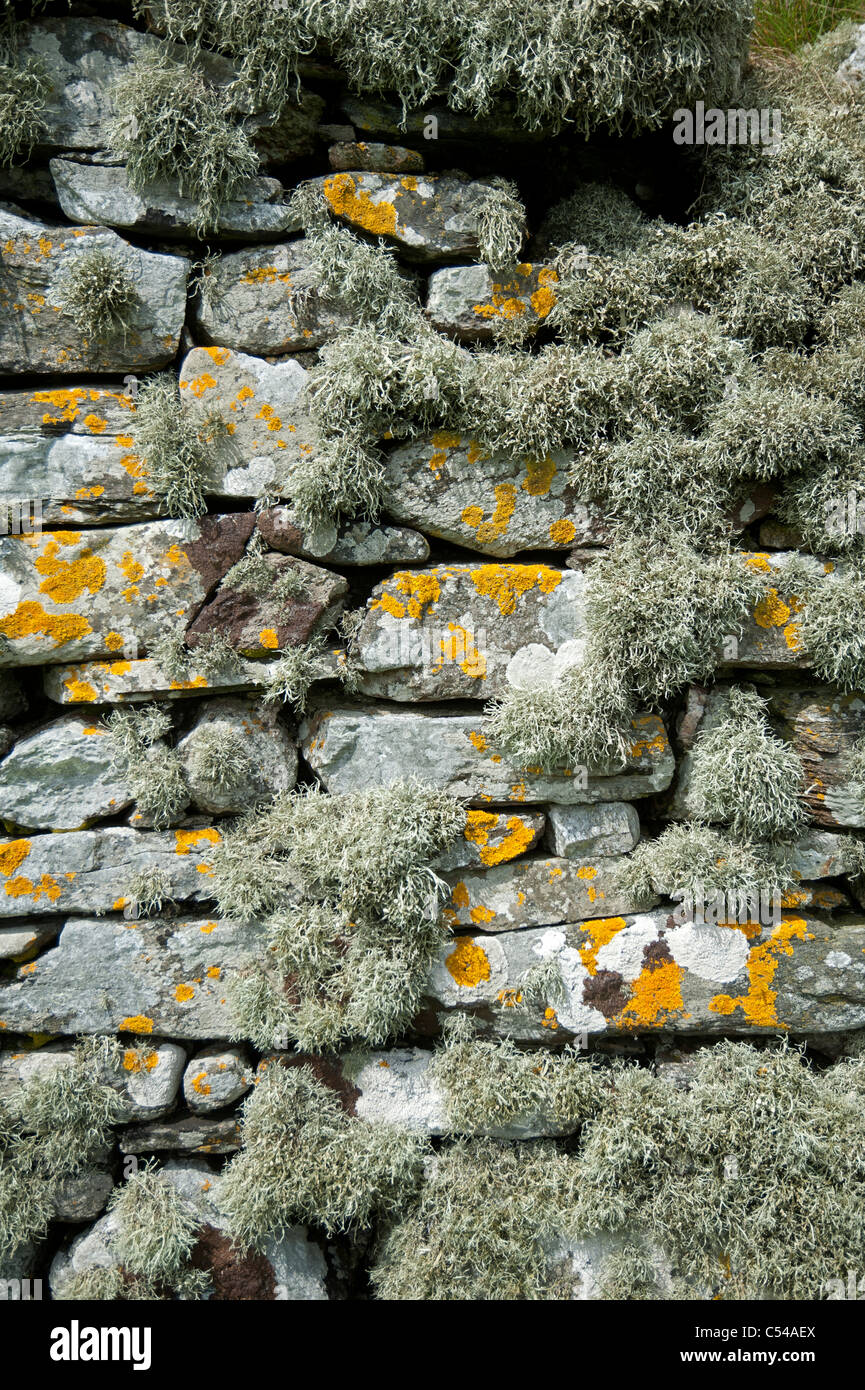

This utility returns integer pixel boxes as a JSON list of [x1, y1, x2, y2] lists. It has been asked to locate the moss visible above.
[[54, 1267, 163, 1301], [131, 374, 219, 521], [219, 1063, 425, 1250], [54, 246, 138, 343], [105, 705, 188, 829]]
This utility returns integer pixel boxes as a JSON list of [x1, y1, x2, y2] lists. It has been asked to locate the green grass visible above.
[[753, 0, 865, 52]]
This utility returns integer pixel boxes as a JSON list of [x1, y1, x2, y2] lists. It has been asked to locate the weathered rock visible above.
[[178, 347, 317, 497], [0, 1040, 186, 1122], [0, 1243, 39, 1298], [424, 912, 865, 1040], [545, 803, 641, 859], [53, 1169, 114, 1223], [440, 855, 652, 931], [50, 160, 297, 239], [185, 553, 347, 657], [49, 1160, 330, 1300], [0, 915, 267, 1039], [0, 671, 25, 721], [177, 698, 298, 814], [317, 171, 509, 263], [119, 1116, 242, 1155], [435, 809, 545, 871], [382, 438, 609, 556], [426, 262, 559, 340], [0, 209, 189, 374], [193, 239, 353, 354], [340, 95, 548, 146], [329, 141, 424, 174], [42, 652, 286, 705], [0, 513, 254, 668], [838, 23, 865, 88], [252, 89, 326, 164], [352, 562, 587, 700], [0, 826, 223, 919], [0, 713, 131, 830], [182, 1045, 252, 1115], [300, 704, 675, 804], [0, 919, 60, 961], [257, 506, 430, 566], [722, 551, 831, 670]]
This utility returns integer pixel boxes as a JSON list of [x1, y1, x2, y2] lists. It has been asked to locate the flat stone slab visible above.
[[42, 653, 283, 704], [0, 826, 223, 919], [426, 262, 559, 340], [435, 809, 545, 871], [316, 171, 505, 263], [440, 855, 653, 931], [0, 915, 266, 1038], [329, 141, 424, 173], [0, 208, 189, 374], [51, 160, 297, 239], [194, 239, 353, 354], [382, 436, 610, 557], [178, 347, 317, 498], [119, 1116, 242, 1155], [0, 713, 131, 830], [300, 704, 675, 804], [424, 912, 865, 1040], [257, 506, 429, 566], [546, 803, 640, 859], [0, 513, 253, 667], [353, 562, 587, 700], [766, 685, 865, 830], [0, 919, 60, 961]]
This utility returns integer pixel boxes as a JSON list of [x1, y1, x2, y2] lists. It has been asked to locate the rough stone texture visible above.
[[50, 160, 298, 239], [251, 90, 326, 164], [0, 918, 60, 961], [193, 239, 353, 354], [183, 1045, 252, 1115], [0, 513, 254, 668], [341, 95, 548, 146], [424, 912, 865, 1040], [545, 803, 641, 859], [352, 563, 588, 700], [119, 1116, 242, 1154], [257, 505, 429, 566], [0, 672, 26, 721], [0, 209, 189, 375], [837, 23, 865, 88], [0, 713, 131, 830], [440, 855, 653, 931], [49, 1161, 330, 1301], [0, 826, 224, 919], [329, 142, 424, 174], [382, 437, 610, 556], [43, 653, 284, 705], [426, 262, 559, 340], [177, 698, 298, 814], [52, 1170, 114, 1223], [185, 554, 347, 657], [316, 171, 508, 263], [0, 915, 268, 1039], [178, 347, 317, 498], [0, 1041, 186, 1122], [435, 809, 545, 871], [300, 703, 675, 804], [723, 550, 832, 670]]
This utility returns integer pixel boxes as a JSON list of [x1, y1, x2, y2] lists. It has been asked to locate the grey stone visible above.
[[434, 809, 545, 871], [53, 1170, 114, 1223], [0, 432, 159, 526], [440, 855, 653, 931], [177, 699, 298, 815], [182, 1045, 252, 1115], [722, 550, 832, 671], [0, 713, 131, 830], [426, 261, 559, 340], [42, 653, 287, 705], [341, 95, 548, 146], [300, 703, 675, 804], [838, 24, 865, 88], [545, 803, 641, 859], [119, 1116, 242, 1155], [0, 919, 60, 961], [353, 562, 588, 701], [0, 1040, 186, 1122], [0, 915, 268, 1039], [382, 437, 610, 556], [50, 160, 297, 239], [0, 512, 254, 667], [193, 239, 353, 354], [329, 142, 424, 173], [252, 90, 326, 164], [257, 505, 430, 566], [0, 826, 224, 919], [0, 208, 189, 374]]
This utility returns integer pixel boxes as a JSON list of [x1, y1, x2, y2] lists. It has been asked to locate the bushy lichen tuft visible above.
[[55, 246, 138, 343], [105, 705, 188, 829], [131, 374, 220, 520], [107, 1162, 210, 1297]]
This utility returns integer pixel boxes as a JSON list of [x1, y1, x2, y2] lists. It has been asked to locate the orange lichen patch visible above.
[[113, 897, 127, 911], [461, 484, 516, 543], [0, 599, 92, 649], [200, 922, 218, 934], [105, 630, 125, 651], [450, 881, 470, 911], [753, 587, 792, 629], [63, 675, 98, 700], [464, 810, 537, 867], [469, 904, 496, 925], [169, 676, 208, 691], [34, 537, 106, 603], [192, 1071, 211, 1095], [530, 267, 559, 318], [82, 414, 107, 433], [462, 505, 484, 527], [744, 552, 772, 573], [123, 1048, 159, 1073], [202, 345, 231, 364], [579, 916, 628, 975], [259, 628, 279, 650], [0, 840, 31, 877], [372, 570, 442, 621], [32, 387, 88, 424], [498, 987, 523, 1008], [445, 937, 491, 988], [175, 983, 195, 1003], [206, 966, 221, 979], [616, 960, 686, 1029], [119, 1015, 154, 1034], [240, 265, 291, 285], [576, 866, 597, 880], [255, 403, 282, 431], [468, 730, 488, 754], [323, 173, 399, 237], [175, 828, 220, 855], [541, 1005, 559, 1031], [187, 372, 217, 398], [628, 717, 669, 760], [549, 518, 577, 544], [74, 484, 105, 500], [709, 916, 814, 1028], [432, 623, 487, 679], [470, 563, 561, 616]]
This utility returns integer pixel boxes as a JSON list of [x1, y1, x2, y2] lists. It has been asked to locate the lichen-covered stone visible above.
[[352, 562, 587, 701], [0, 209, 189, 375], [0, 513, 254, 668], [765, 685, 865, 830], [425, 912, 865, 1040], [43, 653, 286, 706], [838, 23, 865, 88], [257, 506, 430, 566], [545, 803, 641, 859], [382, 437, 609, 557], [0, 919, 60, 961], [426, 262, 559, 340], [0, 826, 223, 919], [329, 142, 424, 174], [177, 699, 298, 814], [252, 90, 326, 164], [193, 239, 353, 354], [435, 809, 545, 871], [52, 1170, 114, 1223], [440, 855, 652, 931], [725, 551, 831, 670], [119, 1116, 242, 1154], [183, 1045, 252, 1115], [0, 915, 267, 1038], [300, 703, 675, 804], [0, 1040, 186, 1122], [186, 554, 347, 657], [178, 347, 317, 498], [0, 713, 131, 830]]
